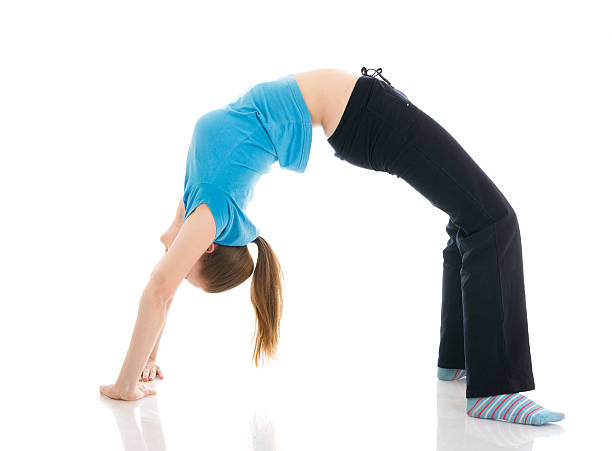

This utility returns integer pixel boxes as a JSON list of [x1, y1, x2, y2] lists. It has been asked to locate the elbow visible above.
[[145, 279, 174, 307]]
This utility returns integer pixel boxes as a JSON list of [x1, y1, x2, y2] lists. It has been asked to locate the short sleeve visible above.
[[183, 183, 230, 242]]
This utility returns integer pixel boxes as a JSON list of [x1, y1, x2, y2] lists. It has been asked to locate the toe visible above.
[[544, 411, 565, 423]]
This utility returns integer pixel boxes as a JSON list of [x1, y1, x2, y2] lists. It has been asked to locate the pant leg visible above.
[[437, 218, 466, 370], [366, 85, 535, 398]]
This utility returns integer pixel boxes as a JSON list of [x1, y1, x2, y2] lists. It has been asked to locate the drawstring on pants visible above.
[[361, 66, 393, 87]]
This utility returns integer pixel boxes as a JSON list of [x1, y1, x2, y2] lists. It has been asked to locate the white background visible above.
[[1, 0, 610, 449]]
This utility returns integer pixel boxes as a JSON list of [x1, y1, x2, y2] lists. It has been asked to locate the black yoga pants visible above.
[[327, 69, 535, 398]]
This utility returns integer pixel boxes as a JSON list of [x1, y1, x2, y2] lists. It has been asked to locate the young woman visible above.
[[100, 67, 564, 425]]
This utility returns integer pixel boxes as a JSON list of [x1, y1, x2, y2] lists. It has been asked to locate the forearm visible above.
[[116, 284, 169, 393], [146, 198, 183, 363], [148, 307, 168, 361], [148, 199, 182, 362]]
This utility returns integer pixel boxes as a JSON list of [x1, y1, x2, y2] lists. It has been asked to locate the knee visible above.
[[503, 201, 518, 223], [453, 197, 520, 239], [487, 194, 518, 225], [487, 201, 520, 236], [496, 202, 517, 222], [472, 203, 518, 235]]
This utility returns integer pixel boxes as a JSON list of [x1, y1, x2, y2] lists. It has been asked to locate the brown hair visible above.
[[198, 236, 284, 367]]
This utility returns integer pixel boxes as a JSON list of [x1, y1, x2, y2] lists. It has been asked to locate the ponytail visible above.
[[250, 236, 284, 367]]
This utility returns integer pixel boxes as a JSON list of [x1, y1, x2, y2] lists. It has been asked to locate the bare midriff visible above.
[[292, 69, 359, 140]]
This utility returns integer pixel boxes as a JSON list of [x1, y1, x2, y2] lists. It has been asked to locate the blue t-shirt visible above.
[[183, 74, 312, 246]]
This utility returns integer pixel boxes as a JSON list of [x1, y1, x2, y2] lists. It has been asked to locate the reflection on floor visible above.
[[100, 394, 168, 451], [436, 380, 563, 451], [99, 379, 563, 451]]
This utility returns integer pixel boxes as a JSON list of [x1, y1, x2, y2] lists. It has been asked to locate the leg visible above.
[[437, 218, 466, 377], [389, 106, 563, 425], [373, 102, 535, 397], [327, 74, 562, 424]]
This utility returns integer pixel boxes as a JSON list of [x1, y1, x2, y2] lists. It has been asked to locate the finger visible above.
[[135, 383, 156, 398], [150, 368, 157, 380], [157, 368, 164, 379], [143, 368, 150, 380], [132, 383, 146, 399], [144, 386, 157, 397]]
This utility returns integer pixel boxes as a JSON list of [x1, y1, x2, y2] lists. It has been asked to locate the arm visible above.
[[148, 315, 166, 362], [100, 202, 217, 401], [139, 313, 166, 382], [113, 281, 168, 396], [139, 301, 168, 382], [144, 198, 185, 363], [173, 197, 186, 227], [159, 198, 186, 252], [165, 197, 186, 238], [146, 292, 176, 362]]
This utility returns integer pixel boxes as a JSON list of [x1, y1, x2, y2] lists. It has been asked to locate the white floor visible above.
[[3, 245, 609, 450], [2, 345, 605, 450], [93, 377, 571, 451]]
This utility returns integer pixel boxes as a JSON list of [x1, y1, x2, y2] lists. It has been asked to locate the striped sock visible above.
[[466, 393, 565, 425], [437, 367, 467, 381]]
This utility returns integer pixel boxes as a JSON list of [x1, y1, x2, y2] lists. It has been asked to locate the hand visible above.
[[99, 382, 157, 401], [140, 358, 164, 382]]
